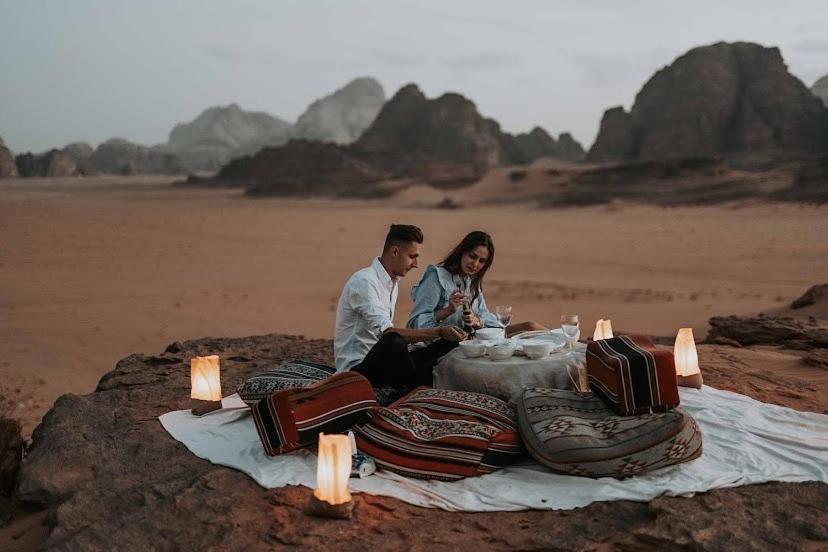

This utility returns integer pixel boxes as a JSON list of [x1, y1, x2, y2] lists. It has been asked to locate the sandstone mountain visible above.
[[62, 142, 98, 175], [91, 138, 185, 175], [587, 42, 828, 162], [355, 84, 521, 183], [15, 149, 80, 177], [207, 84, 530, 195], [291, 77, 385, 143], [162, 104, 292, 171], [163, 78, 385, 171], [514, 127, 585, 162], [813, 75, 828, 107], [0, 135, 17, 177]]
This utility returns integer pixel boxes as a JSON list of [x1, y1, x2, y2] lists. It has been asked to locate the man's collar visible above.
[[371, 257, 398, 286]]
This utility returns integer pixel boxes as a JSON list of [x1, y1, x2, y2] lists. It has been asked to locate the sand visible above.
[[1, 175, 827, 436]]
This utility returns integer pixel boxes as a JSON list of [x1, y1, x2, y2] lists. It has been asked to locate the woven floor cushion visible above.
[[517, 387, 702, 478], [587, 335, 680, 416], [237, 360, 336, 405], [252, 371, 377, 456], [353, 388, 525, 481]]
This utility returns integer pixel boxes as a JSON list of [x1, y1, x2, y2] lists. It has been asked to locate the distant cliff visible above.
[[588, 42, 828, 161]]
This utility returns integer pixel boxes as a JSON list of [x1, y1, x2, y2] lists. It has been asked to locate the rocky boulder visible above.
[[0, 136, 17, 177], [791, 284, 828, 309], [13, 333, 828, 550], [707, 314, 828, 350], [587, 42, 828, 161], [813, 74, 828, 107], [291, 77, 386, 144], [91, 138, 185, 175], [15, 149, 80, 177]]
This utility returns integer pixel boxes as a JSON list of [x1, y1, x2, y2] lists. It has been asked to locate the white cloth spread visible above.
[[159, 386, 828, 512]]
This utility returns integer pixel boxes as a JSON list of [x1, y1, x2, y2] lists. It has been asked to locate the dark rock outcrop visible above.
[[14, 333, 828, 550], [587, 42, 828, 161], [355, 84, 519, 184], [15, 149, 80, 177], [216, 140, 390, 197], [0, 136, 17, 177], [707, 314, 828, 350], [791, 284, 828, 309], [513, 127, 585, 163], [813, 75, 828, 107], [556, 132, 586, 162], [0, 415, 23, 497], [291, 77, 385, 144], [91, 138, 185, 175]]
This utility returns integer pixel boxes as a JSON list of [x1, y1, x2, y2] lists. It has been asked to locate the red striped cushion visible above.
[[586, 335, 680, 416], [251, 371, 377, 456], [353, 388, 525, 481]]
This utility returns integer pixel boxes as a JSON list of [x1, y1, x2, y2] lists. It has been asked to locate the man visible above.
[[334, 224, 466, 393]]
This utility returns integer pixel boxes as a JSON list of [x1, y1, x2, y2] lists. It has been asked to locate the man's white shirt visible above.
[[334, 257, 398, 372]]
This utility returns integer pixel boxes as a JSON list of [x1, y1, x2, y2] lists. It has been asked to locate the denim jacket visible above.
[[406, 265, 503, 329]]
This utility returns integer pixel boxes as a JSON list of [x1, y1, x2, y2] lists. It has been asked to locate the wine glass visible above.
[[561, 314, 580, 355], [495, 305, 512, 328]]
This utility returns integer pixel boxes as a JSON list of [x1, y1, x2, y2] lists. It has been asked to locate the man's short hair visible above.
[[383, 224, 424, 251]]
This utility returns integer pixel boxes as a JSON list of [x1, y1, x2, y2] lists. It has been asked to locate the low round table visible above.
[[433, 342, 587, 405]]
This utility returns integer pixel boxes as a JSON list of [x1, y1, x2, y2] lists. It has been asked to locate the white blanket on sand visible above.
[[159, 386, 828, 512]]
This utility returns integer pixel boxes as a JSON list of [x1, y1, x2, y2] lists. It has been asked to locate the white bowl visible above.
[[522, 341, 554, 359], [476, 328, 505, 341], [486, 341, 516, 360], [458, 340, 487, 358]]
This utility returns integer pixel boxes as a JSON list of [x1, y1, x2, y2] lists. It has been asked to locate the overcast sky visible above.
[[1, 0, 827, 153]]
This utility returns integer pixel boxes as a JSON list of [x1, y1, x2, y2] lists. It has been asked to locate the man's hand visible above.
[[438, 325, 467, 342]]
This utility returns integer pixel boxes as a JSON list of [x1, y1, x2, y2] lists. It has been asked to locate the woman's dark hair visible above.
[[439, 231, 495, 302]]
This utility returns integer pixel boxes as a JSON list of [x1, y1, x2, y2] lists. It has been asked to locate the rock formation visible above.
[[513, 127, 585, 163], [12, 332, 828, 549], [91, 138, 185, 175], [208, 84, 529, 194], [587, 42, 828, 161], [707, 314, 828, 350], [164, 104, 293, 171], [813, 75, 828, 107], [216, 140, 389, 197], [15, 149, 80, 177], [355, 84, 520, 184], [291, 77, 385, 143], [0, 136, 17, 177], [61, 142, 98, 175]]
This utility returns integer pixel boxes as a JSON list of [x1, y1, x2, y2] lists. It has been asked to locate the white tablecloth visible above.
[[433, 342, 587, 404]]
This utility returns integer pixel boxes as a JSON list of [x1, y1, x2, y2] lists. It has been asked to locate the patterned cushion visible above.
[[517, 387, 702, 478], [236, 360, 336, 405], [353, 388, 525, 481], [251, 371, 377, 456]]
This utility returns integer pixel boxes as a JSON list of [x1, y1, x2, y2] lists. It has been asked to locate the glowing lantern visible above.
[[593, 319, 614, 341], [191, 355, 222, 401], [306, 433, 354, 518], [190, 355, 222, 415], [674, 328, 703, 389]]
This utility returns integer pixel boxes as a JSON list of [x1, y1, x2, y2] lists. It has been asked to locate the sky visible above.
[[1, 0, 827, 153]]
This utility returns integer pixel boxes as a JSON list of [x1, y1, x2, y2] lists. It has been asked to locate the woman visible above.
[[407, 231, 546, 336]]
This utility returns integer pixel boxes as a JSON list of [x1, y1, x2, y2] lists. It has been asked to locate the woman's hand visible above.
[[463, 311, 483, 329], [448, 290, 466, 309]]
